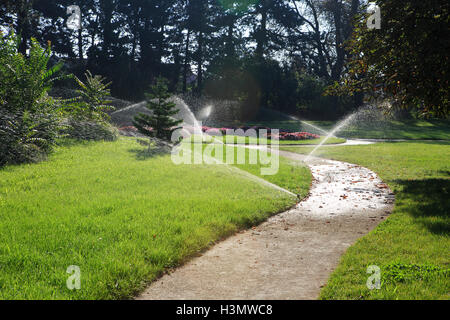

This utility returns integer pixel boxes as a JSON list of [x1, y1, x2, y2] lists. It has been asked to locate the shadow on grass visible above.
[[404, 140, 450, 145], [395, 178, 450, 235], [129, 138, 175, 160], [56, 138, 96, 148], [128, 146, 171, 161], [129, 148, 171, 161], [56, 137, 122, 148]]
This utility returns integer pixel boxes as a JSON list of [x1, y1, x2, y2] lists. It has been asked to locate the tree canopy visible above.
[[1, 0, 448, 118], [328, 0, 449, 117]]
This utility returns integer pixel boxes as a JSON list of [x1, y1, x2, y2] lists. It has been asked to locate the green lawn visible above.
[[234, 149, 311, 198], [310, 119, 450, 140], [177, 141, 311, 197], [238, 119, 450, 140], [281, 142, 450, 299], [186, 134, 346, 146], [190, 143, 312, 197], [0, 138, 310, 299]]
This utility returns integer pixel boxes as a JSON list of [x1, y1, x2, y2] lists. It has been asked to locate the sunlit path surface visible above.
[[137, 151, 394, 300]]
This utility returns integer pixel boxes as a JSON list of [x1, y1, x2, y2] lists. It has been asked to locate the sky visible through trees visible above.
[[1, 1, 448, 119]]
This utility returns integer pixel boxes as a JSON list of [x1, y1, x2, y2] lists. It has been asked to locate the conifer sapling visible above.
[[133, 77, 183, 148]]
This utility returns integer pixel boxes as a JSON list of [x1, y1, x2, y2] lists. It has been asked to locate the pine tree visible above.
[[133, 77, 182, 145]]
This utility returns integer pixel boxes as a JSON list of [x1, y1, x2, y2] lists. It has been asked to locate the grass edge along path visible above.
[[0, 137, 311, 299], [280, 142, 450, 300]]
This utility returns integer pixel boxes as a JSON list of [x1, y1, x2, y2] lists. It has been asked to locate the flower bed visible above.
[[201, 126, 320, 140], [119, 125, 321, 141], [265, 132, 320, 141]]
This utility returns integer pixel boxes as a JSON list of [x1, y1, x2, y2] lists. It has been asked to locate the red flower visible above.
[[205, 128, 222, 136], [265, 131, 320, 141]]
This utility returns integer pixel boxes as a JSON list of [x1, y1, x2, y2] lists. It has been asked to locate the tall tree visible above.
[[330, 0, 449, 117], [242, 0, 298, 59], [287, 0, 362, 82], [0, 0, 38, 55]]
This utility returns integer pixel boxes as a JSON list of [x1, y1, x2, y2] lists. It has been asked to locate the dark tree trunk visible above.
[[78, 13, 83, 60], [173, 48, 182, 91], [131, 35, 137, 63], [139, 18, 155, 80], [331, 0, 345, 81], [17, 1, 31, 55], [101, 0, 114, 57], [183, 30, 190, 93], [256, 4, 267, 59], [91, 15, 99, 47], [197, 31, 203, 91], [226, 17, 235, 58], [157, 24, 165, 76], [310, 2, 329, 79]]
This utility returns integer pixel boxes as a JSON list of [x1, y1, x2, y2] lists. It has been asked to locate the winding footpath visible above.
[[137, 147, 395, 300]]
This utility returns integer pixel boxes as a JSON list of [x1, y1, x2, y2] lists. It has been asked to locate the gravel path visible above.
[[137, 150, 394, 300]]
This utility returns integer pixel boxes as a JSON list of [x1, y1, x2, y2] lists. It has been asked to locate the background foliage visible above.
[[0, 33, 118, 166], [0, 35, 60, 166], [328, 0, 450, 118], [0, 0, 370, 120]]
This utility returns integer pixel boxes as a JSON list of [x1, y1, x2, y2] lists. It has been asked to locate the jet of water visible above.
[[111, 101, 146, 115], [305, 113, 357, 162], [175, 98, 293, 196], [200, 105, 213, 122], [171, 96, 204, 133], [289, 116, 330, 136], [187, 145, 296, 197]]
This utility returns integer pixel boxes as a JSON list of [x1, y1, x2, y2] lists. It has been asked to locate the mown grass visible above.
[[311, 120, 450, 140], [186, 135, 346, 146], [234, 149, 311, 198], [239, 119, 450, 140], [0, 137, 311, 300], [181, 142, 312, 197], [281, 142, 450, 299]]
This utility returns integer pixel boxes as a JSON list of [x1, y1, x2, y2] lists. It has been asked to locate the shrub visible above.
[[133, 77, 182, 144], [71, 71, 114, 123], [62, 71, 118, 141], [60, 120, 118, 142], [0, 33, 62, 166]]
